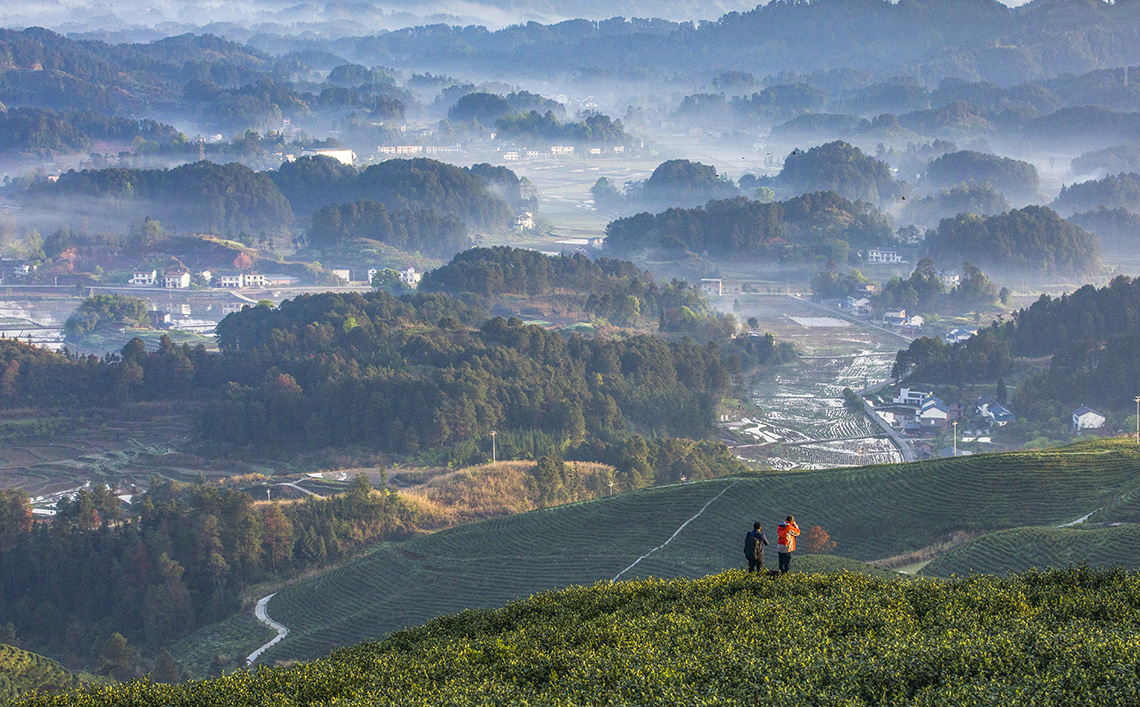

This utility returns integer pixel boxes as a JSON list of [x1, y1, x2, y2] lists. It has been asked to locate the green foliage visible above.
[[605, 191, 893, 259], [304, 200, 471, 258], [926, 525, 1140, 576], [1068, 206, 1140, 254], [778, 140, 905, 204], [63, 295, 150, 342], [925, 150, 1040, 200], [636, 159, 740, 208], [494, 111, 629, 144], [16, 566, 1140, 705], [1054, 171, 1140, 215], [1071, 144, 1140, 176], [0, 107, 178, 153], [926, 206, 1100, 276], [901, 181, 1011, 229]]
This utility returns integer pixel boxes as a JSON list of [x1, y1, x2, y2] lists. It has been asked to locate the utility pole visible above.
[[491, 430, 497, 468], [1135, 396, 1140, 445], [952, 420, 958, 457]]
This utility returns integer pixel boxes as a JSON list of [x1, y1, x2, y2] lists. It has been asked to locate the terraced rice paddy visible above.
[[228, 443, 1140, 666], [724, 295, 905, 469]]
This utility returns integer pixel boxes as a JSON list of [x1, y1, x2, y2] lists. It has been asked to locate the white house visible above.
[[884, 309, 907, 326], [867, 248, 903, 264], [515, 212, 536, 230], [503, 151, 520, 161], [162, 268, 190, 289], [1072, 405, 1106, 431], [244, 273, 268, 288], [919, 397, 950, 429], [976, 395, 1015, 426], [895, 387, 932, 407], [130, 269, 157, 286], [217, 273, 244, 288], [263, 274, 300, 286], [908, 315, 925, 327], [331, 269, 352, 284], [399, 267, 421, 287], [947, 327, 978, 344], [700, 278, 723, 297]]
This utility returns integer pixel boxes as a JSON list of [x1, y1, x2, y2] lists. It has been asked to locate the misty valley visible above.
[[1, 0, 1140, 703]]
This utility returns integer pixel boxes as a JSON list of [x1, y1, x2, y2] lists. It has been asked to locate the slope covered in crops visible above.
[[234, 439, 1140, 664], [16, 568, 1140, 706], [924, 523, 1140, 577], [0, 645, 79, 700]]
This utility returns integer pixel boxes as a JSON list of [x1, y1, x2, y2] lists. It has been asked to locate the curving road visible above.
[[245, 593, 289, 667]]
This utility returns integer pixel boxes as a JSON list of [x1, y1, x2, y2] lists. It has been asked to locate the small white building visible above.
[[867, 248, 903, 264], [700, 278, 723, 297], [162, 268, 191, 289], [399, 267, 421, 287], [895, 387, 932, 407], [946, 327, 978, 344], [908, 315, 925, 327], [1072, 405, 1106, 431], [244, 273, 267, 288], [199, 270, 213, 283], [919, 397, 950, 429], [130, 269, 157, 286], [217, 273, 244, 288], [515, 212, 536, 230], [331, 269, 352, 284], [503, 151, 520, 161], [884, 309, 907, 326]]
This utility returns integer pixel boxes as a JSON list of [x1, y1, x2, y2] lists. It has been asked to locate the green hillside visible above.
[[179, 440, 1140, 666], [16, 568, 1140, 706], [924, 524, 1140, 577], [0, 644, 79, 700]]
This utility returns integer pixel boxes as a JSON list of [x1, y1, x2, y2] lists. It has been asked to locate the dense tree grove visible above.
[[1053, 172, 1140, 215], [604, 191, 893, 259], [304, 201, 471, 258], [777, 141, 905, 205], [0, 107, 180, 153], [494, 111, 629, 144], [30, 161, 294, 238], [0, 475, 417, 667], [272, 157, 515, 231], [636, 160, 741, 209], [900, 181, 1010, 229], [925, 206, 1100, 276], [894, 276, 1140, 414], [1068, 206, 1140, 254], [63, 295, 150, 342], [924, 150, 1040, 201]]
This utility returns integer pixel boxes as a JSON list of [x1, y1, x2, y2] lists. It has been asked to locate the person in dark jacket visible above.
[[744, 521, 769, 572]]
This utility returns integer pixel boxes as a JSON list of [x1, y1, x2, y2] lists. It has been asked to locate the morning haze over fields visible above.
[[1, 0, 1140, 703]]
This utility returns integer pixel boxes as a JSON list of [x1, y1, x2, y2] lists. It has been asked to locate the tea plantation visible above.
[[0, 645, 79, 700], [15, 567, 1140, 706], [220, 440, 1140, 665]]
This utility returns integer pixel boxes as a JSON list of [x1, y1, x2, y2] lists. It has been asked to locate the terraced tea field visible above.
[[924, 524, 1140, 576], [212, 441, 1140, 666]]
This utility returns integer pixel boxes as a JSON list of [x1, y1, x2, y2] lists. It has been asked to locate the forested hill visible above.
[[342, 0, 1140, 82], [603, 191, 893, 259]]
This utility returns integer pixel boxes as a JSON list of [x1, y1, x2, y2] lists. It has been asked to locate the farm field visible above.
[[181, 440, 1140, 667], [725, 294, 903, 468], [24, 567, 1140, 707], [0, 645, 79, 700], [924, 524, 1140, 577]]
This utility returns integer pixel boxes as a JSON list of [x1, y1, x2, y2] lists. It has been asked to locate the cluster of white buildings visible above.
[[501, 145, 625, 161], [367, 267, 421, 288], [129, 267, 191, 289]]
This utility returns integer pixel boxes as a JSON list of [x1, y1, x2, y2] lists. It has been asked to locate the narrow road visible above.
[[245, 593, 289, 667]]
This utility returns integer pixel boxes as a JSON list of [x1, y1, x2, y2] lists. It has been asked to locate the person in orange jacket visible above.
[[776, 515, 800, 574]]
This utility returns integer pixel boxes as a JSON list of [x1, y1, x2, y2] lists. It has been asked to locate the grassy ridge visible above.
[[231, 442, 1140, 664], [17, 568, 1140, 706], [0, 645, 79, 700], [924, 524, 1140, 576]]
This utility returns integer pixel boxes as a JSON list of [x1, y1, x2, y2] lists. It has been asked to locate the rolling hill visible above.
[[173, 439, 1140, 667]]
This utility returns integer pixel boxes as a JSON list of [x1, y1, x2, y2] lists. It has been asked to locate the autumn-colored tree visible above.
[[803, 525, 837, 553]]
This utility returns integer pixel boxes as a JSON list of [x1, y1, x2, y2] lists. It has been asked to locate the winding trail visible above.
[[245, 593, 289, 667], [612, 480, 740, 582], [1059, 510, 1099, 528]]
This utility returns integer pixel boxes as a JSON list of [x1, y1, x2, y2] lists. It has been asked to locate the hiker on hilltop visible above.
[[776, 515, 800, 574], [743, 521, 769, 573]]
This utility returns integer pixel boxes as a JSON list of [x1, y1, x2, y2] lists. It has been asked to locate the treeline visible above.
[[776, 141, 905, 205], [604, 191, 893, 260], [447, 91, 567, 124], [24, 157, 517, 242], [900, 182, 1009, 229], [494, 111, 630, 144], [0, 475, 418, 669], [1052, 172, 1140, 216], [29, 161, 293, 238], [925, 206, 1100, 277], [305, 201, 470, 258], [271, 156, 514, 230], [0, 107, 180, 153], [924, 151, 1039, 201], [1068, 207, 1140, 254]]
